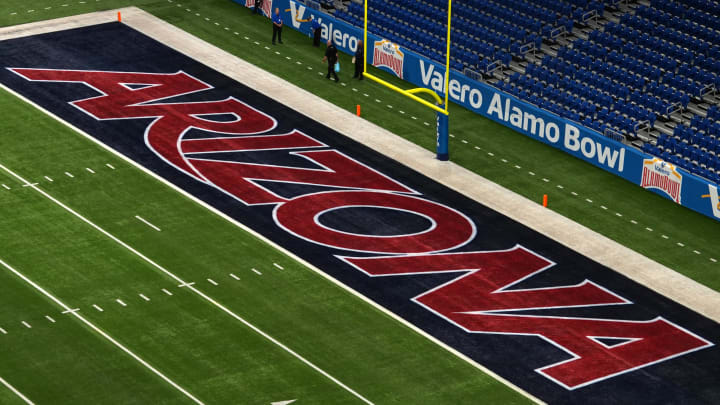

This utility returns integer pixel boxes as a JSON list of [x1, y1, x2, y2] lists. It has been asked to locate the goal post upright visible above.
[[363, 0, 453, 161]]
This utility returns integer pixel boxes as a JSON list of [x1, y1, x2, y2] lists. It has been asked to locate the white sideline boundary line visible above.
[[0, 9, 537, 403], [0, 376, 34, 405], [0, 160, 373, 405], [0, 257, 202, 405]]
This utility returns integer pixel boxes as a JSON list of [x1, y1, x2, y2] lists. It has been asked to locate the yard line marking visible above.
[[474, 146, 481, 150], [178, 282, 196, 288], [387, 105, 393, 109], [556, 184, 563, 189], [306, 66, 312, 70], [65, 172, 74, 178], [375, 99, 381, 103], [93, 304, 104, 312], [514, 165, 521, 169], [423, 122, 430, 126], [677, 242, 685, 247], [487, 152, 494, 156], [711, 258, 717, 263], [296, 61, 302, 65], [645, 227, 653, 232], [162, 288, 173, 296], [615, 212, 623, 217], [2, 184, 10, 190], [273, 263, 284, 270], [139, 294, 150, 301], [528, 171, 535, 176], [207, 278, 218, 286], [571, 192, 579, 196], [462, 140, 469, 144], [135, 215, 161, 231], [0, 376, 34, 405], [116, 299, 127, 307], [275, 51, 281, 55], [45, 315, 56, 323], [542, 178, 550, 182], [341, 83, 347, 87], [352, 88, 358, 92], [449, 134, 456, 138], [0, 92, 494, 402], [630, 220, 638, 224], [601, 205, 607, 210], [694, 250, 701, 255], [252, 268, 262, 275], [0, 328, 6, 335], [86, 167, 95, 174], [22, 183, 38, 187], [411, 116, 417, 119], [363, 93, 369, 97], [230, 273, 240, 280], [662, 235, 669, 239], [285, 56, 290, 59], [585, 199, 593, 203], [21, 321, 31, 329], [106, 163, 115, 169], [44, 176, 53, 182], [0, 258, 203, 404], [399, 110, 405, 114], [61, 308, 80, 314], [264, 46, 270, 50]]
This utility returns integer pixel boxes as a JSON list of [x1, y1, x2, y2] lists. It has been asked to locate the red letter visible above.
[[275, 190, 475, 253], [342, 247, 712, 389]]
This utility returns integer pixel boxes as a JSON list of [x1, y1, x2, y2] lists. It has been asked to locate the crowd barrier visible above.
[[233, 0, 720, 222]]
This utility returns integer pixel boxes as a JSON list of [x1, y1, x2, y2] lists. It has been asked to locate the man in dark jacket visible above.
[[322, 40, 339, 82], [353, 40, 364, 80], [253, 0, 263, 15]]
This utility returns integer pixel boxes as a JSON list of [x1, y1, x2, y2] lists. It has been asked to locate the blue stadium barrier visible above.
[[232, 0, 720, 223]]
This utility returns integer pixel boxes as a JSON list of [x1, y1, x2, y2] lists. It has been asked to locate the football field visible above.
[[1, 4, 719, 405]]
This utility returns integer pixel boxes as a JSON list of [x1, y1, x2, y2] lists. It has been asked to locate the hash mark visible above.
[[677, 242, 685, 247], [693, 250, 701, 255], [44, 176, 53, 182], [162, 288, 173, 296], [571, 192, 578, 196], [22, 321, 31, 329], [711, 258, 717, 263], [139, 294, 150, 301], [2, 184, 10, 190], [474, 146, 481, 150], [462, 140, 469, 144], [230, 273, 240, 280], [0, 328, 6, 334], [662, 235, 669, 239], [252, 268, 262, 275], [601, 205, 607, 210], [65, 172, 74, 178], [45, 315, 56, 323], [273, 263, 284, 270], [615, 212, 622, 217], [116, 299, 127, 307], [631, 220, 638, 224], [645, 227, 653, 232], [106, 163, 115, 169], [423, 122, 430, 126], [556, 184, 564, 189], [528, 171, 535, 176], [487, 152, 494, 156], [585, 199, 593, 203], [86, 168, 95, 174], [542, 178, 550, 182], [207, 278, 218, 286], [93, 304, 104, 312]]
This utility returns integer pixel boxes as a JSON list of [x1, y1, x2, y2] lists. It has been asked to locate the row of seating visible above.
[[635, 5, 720, 47], [651, 0, 719, 34]]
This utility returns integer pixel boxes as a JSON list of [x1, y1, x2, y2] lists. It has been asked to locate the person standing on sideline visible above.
[[322, 40, 339, 82], [353, 40, 364, 80], [295, 14, 322, 47], [271, 8, 283, 45], [253, 0, 263, 15]]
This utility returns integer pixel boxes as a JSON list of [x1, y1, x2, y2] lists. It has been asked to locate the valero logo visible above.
[[641, 158, 682, 203], [372, 39, 404, 79]]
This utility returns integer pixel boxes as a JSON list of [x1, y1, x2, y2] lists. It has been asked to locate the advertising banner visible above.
[[233, 0, 720, 222]]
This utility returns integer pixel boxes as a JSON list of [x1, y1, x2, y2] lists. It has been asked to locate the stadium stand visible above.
[[322, 0, 720, 185]]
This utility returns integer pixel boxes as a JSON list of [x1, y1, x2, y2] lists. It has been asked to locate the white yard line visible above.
[[0, 162, 372, 405], [0, 257, 202, 405], [135, 215, 161, 231], [0, 376, 34, 405]]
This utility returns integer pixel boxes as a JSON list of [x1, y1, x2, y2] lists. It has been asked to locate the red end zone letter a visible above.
[[342, 247, 712, 389], [10, 68, 276, 180]]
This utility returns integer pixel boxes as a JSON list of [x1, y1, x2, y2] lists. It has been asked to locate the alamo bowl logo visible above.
[[373, 40, 404, 79], [701, 184, 720, 219], [641, 158, 682, 203]]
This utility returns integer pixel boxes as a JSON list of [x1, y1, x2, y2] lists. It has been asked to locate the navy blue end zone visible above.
[[0, 23, 719, 404]]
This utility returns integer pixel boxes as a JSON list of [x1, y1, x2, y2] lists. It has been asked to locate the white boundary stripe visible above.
[[0, 257, 203, 404], [0, 162, 374, 405], [135, 215, 161, 231], [0, 376, 34, 405], [0, 9, 535, 402]]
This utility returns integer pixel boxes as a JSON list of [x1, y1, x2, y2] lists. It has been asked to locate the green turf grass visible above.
[[3, 0, 717, 291], [0, 87, 530, 403]]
